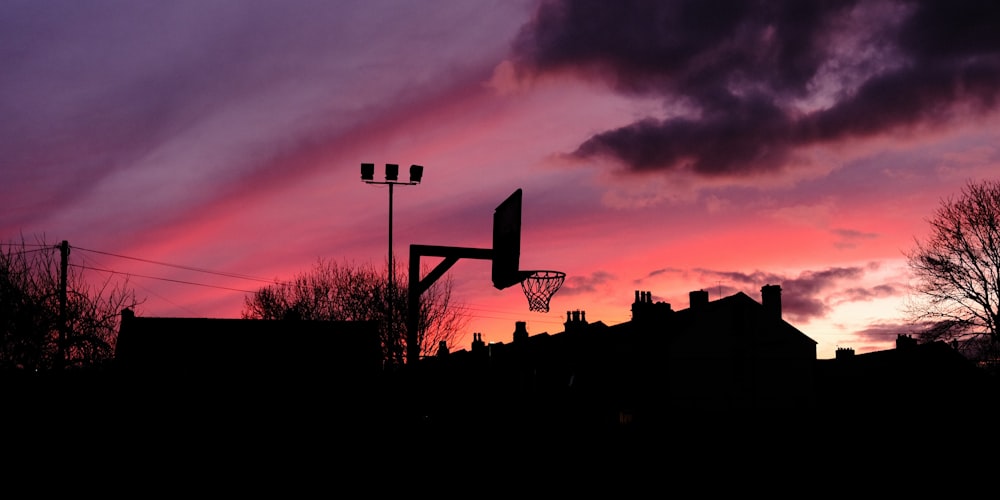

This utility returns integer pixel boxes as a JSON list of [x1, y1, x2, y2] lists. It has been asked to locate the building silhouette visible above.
[[815, 333, 996, 418], [100, 284, 996, 432], [113, 309, 383, 430], [398, 284, 818, 434], [7, 283, 996, 468]]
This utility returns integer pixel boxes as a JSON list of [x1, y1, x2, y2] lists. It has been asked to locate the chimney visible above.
[[633, 290, 673, 322], [471, 332, 485, 352], [631, 290, 645, 321], [436, 340, 449, 358], [761, 284, 782, 319], [689, 290, 709, 309], [896, 334, 917, 350], [513, 321, 529, 343], [836, 347, 855, 360], [565, 309, 589, 333]]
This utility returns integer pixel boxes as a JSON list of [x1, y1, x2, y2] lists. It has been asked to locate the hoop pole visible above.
[[407, 246, 420, 366]]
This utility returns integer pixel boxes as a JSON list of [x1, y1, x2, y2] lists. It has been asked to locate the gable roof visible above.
[[606, 291, 817, 351]]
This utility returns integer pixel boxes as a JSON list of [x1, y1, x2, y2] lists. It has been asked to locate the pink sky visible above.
[[4, 0, 1000, 359]]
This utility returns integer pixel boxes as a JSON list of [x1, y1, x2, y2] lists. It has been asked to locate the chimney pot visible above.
[[689, 290, 709, 309], [761, 284, 782, 319], [513, 321, 529, 342]]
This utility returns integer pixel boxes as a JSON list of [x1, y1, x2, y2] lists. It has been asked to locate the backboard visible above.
[[492, 189, 522, 289]]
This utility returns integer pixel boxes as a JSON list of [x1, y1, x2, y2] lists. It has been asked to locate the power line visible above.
[[76, 250, 202, 316], [70, 264, 257, 293], [0, 242, 52, 249], [72, 246, 282, 285], [0, 247, 53, 257], [69, 243, 593, 325]]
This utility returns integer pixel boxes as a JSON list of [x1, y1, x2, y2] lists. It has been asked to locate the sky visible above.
[[4, 0, 1000, 360]]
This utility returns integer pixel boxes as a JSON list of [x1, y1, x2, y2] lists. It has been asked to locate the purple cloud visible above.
[[850, 321, 920, 344], [511, 0, 1000, 176], [834, 284, 902, 304], [560, 270, 616, 295], [694, 265, 869, 321]]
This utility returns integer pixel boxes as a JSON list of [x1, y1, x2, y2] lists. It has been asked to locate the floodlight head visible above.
[[409, 164, 423, 184], [361, 163, 375, 181], [385, 163, 399, 181]]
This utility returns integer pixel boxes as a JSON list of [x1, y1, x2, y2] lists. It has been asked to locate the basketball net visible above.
[[520, 271, 565, 313]]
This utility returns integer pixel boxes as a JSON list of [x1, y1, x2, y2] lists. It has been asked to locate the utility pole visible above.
[[58, 240, 69, 370]]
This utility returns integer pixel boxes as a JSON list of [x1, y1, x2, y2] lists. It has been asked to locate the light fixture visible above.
[[385, 163, 399, 181], [409, 164, 423, 184], [361, 163, 375, 181]]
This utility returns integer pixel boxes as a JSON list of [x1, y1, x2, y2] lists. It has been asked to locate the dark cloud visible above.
[[695, 265, 867, 321], [511, 0, 1000, 176], [835, 283, 901, 303], [850, 321, 920, 344], [574, 97, 796, 175], [559, 270, 616, 295], [832, 228, 879, 249], [632, 266, 684, 285], [832, 228, 878, 240]]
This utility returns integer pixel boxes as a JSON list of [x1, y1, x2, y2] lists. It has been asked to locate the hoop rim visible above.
[[521, 270, 565, 280], [520, 270, 565, 313]]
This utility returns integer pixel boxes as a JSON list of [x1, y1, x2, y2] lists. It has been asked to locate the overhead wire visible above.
[[72, 246, 283, 285], [0, 242, 52, 249], [68, 244, 569, 328], [0, 246, 56, 257], [69, 264, 257, 293], [75, 249, 202, 316]]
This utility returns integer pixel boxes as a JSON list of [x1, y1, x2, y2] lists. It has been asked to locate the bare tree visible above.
[[241, 257, 468, 366], [0, 236, 140, 371], [906, 179, 1000, 369]]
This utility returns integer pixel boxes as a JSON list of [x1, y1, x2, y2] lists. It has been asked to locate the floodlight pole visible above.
[[361, 163, 423, 368]]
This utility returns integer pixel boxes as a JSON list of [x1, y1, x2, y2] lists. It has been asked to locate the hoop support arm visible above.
[[406, 244, 493, 365], [410, 244, 493, 294]]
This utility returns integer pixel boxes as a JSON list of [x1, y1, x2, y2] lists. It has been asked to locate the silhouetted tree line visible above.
[[907, 178, 1000, 373], [0, 235, 466, 371], [241, 257, 467, 366], [0, 236, 138, 371]]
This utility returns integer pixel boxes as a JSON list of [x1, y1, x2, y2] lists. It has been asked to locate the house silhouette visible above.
[[102, 285, 995, 434], [8, 284, 996, 469], [391, 284, 819, 435], [113, 309, 383, 430], [815, 333, 997, 418]]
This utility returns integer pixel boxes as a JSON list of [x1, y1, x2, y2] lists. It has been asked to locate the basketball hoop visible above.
[[520, 270, 565, 312]]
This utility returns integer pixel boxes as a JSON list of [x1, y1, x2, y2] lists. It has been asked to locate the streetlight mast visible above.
[[361, 163, 423, 367]]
